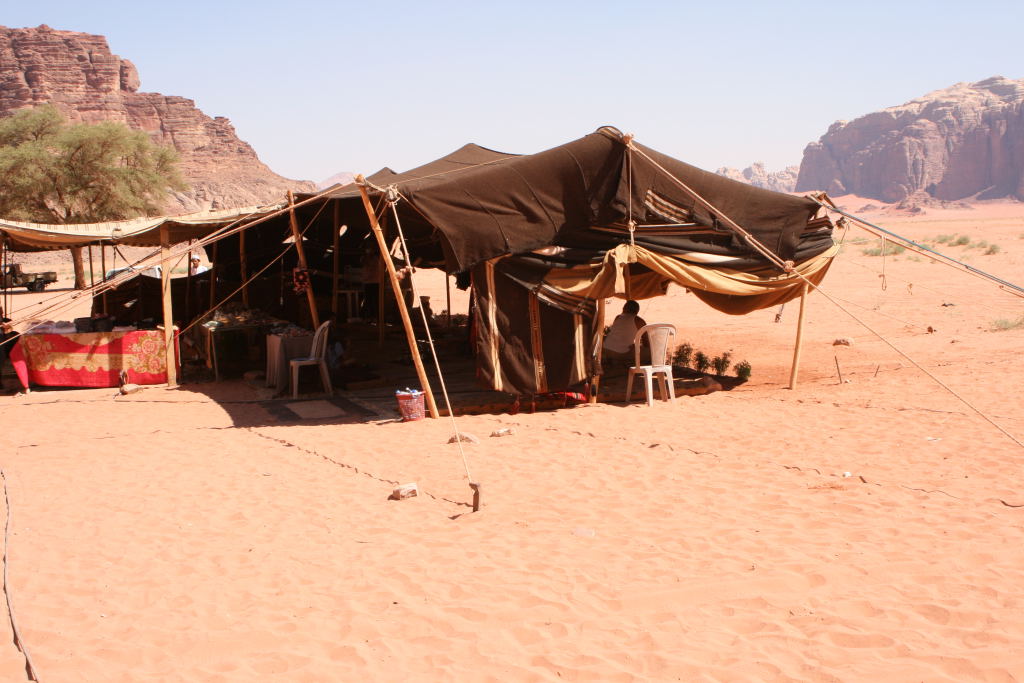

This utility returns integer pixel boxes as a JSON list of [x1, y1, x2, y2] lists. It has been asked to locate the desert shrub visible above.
[[861, 243, 905, 257], [934, 234, 953, 244], [734, 360, 752, 380], [990, 315, 1024, 332], [673, 342, 694, 367], [693, 351, 710, 373], [712, 352, 732, 375], [952, 235, 970, 246], [973, 240, 989, 249], [985, 244, 1002, 255]]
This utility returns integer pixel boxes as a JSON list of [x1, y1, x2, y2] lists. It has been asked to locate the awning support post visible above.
[[331, 201, 340, 318], [100, 244, 108, 313], [288, 190, 320, 329], [788, 283, 808, 389], [239, 229, 249, 308], [355, 177, 439, 419], [160, 225, 178, 387]]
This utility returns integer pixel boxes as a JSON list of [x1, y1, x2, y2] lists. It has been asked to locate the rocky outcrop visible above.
[[797, 76, 1024, 202], [715, 163, 799, 193], [0, 24, 315, 213], [318, 171, 356, 190]]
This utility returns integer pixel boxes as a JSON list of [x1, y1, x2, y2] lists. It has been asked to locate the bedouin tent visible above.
[[209, 126, 836, 398], [344, 126, 837, 395]]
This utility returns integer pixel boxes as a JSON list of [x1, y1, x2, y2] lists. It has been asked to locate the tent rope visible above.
[[1, 468, 40, 682], [626, 141, 1024, 451], [811, 198, 1024, 299], [0, 185, 346, 334], [879, 235, 888, 291], [386, 190, 474, 485]]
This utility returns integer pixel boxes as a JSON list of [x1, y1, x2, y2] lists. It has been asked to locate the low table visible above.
[[265, 333, 313, 392], [10, 328, 179, 389]]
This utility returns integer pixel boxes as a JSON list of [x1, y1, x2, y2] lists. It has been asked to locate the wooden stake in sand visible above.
[[355, 177, 439, 419], [834, 355, 844, 384]]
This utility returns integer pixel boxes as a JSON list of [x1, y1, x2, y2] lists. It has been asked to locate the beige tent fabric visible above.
[[543, 242, 840, 315], [0, 205, 281, 251]]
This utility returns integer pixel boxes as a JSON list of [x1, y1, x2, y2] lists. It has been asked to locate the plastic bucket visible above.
[[396, 392, 425, 421]]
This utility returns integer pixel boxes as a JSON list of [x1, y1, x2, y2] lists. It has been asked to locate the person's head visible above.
[[623, 300, 640, 315]]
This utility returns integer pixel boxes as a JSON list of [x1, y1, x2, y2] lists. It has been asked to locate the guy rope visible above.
[[624, 136, 1024, 450]]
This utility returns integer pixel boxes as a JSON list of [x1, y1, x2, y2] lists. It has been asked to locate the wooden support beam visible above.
[[378, 252, 386, 346], [589, 297, 606, 404], [288, 190, 320, 329], [788, 283, 808, 389], [239, 229, 249, 308], [355, 177, 439, 419], [445, 274, 452, 327], [100, 243, 108, 313], [332, 201, 340, 318], [160, 226, 178, 387], [87, 244, 95, 289], [209, 242, 218, 312]]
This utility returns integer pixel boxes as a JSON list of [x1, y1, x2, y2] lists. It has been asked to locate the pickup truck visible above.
[[2, 264, 59, 292]]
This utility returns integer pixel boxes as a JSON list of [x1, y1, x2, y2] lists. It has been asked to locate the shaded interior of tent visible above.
[[3, 126, 838, 408]]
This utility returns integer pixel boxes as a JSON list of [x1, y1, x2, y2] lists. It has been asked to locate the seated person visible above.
[[603, 299, 647, 363]]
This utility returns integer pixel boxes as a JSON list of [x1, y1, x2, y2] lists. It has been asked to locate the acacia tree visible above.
[[0, 105, 186, 288]]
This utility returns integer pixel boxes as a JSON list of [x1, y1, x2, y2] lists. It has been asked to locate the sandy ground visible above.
[[0, 200, 1023, 681]]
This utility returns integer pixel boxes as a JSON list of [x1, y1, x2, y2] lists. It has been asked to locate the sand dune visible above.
[[0, 201, 1022, 681]]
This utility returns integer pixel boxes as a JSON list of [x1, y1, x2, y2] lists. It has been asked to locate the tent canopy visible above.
[[0, 205, 282, 252], [361, 127, 829, 273]]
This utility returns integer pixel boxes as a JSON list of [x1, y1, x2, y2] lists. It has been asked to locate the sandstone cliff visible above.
[[797, 76, 1024, 203], [715, 163, 799, 193], [0, 24, 315, 214]]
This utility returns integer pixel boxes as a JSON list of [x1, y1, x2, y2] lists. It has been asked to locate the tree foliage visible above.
[[0, 105, 186, 224]]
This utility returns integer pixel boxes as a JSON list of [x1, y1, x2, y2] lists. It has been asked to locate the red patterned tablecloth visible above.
[[10, 329, 179, 389]]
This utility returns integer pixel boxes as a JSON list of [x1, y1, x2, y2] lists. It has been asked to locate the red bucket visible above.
[[396, 392, 425, 421]]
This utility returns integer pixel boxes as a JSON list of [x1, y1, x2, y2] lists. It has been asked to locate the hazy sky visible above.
[[6, 1, 1023, 183]]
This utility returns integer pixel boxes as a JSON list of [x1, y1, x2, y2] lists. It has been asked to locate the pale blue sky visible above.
[[6, 1, 1023, 183]]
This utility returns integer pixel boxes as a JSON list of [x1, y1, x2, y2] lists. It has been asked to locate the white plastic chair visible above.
[[290, 320, 333, 399], [625, 323, 677, 406]]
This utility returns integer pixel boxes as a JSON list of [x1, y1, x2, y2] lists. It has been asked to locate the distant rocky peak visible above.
[[715, 163, 799, 193], [0, 24, 314, 214], [797, 75, 1024, 203]]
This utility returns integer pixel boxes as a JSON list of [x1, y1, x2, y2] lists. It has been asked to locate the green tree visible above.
[[0, 105, 186, 288]]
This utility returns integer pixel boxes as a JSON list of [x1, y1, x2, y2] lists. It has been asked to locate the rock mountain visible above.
[[797, 76, 1024, 203], [0, 24, 315, 215], [715, 163, 799, 193]]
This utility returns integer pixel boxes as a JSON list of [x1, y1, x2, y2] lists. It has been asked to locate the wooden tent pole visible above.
[[589, 297, 606, 404], [445, 274, 452, 327], [208, 242, 218, 311], [100, 243, 108, 313], [355, 177, 439, 418], [788, 284, 809, 389], [239, 229, 249, 307], [377, 252, 386, 346], [288, 190, 320, 329], [160, 226, 178, 387], [331, 201, 340, 318], [87, 245, 95, 289]]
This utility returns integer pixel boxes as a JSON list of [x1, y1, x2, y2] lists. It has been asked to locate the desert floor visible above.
[[0, 200, 1022, 681]]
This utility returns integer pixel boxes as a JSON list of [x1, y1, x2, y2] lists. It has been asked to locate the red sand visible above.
[[1, 201, 1022, 681]]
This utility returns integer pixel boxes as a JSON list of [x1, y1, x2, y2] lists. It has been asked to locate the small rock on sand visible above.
[[448, 433, 479, 444]]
